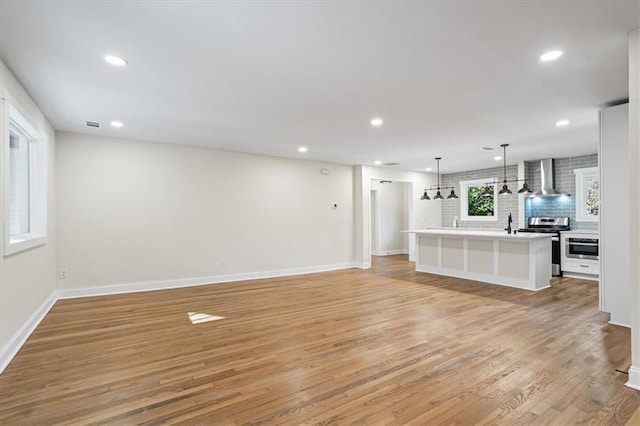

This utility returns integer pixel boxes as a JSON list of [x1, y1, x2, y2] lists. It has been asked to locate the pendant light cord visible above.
[[503, 144, 507, 182], [500, 143, 509, 183]]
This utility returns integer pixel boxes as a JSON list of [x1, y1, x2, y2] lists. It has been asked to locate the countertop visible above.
[[404, 228, 552, 240]]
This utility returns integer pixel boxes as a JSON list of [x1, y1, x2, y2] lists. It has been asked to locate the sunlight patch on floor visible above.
[[188, 312, 225, 324]]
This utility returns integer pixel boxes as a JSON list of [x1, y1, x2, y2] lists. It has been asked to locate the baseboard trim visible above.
[[57, 262, 358, 299], [0, 290, 57, 374], [626, 365, 640, 391], [561, 271, 599, 281], [372, 250, 409, 256], [415, 265, 550, 292], [608, 320, 631, 328]]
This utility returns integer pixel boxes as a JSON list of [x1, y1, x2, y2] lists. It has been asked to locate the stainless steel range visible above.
[[518, 217, 570, 276]]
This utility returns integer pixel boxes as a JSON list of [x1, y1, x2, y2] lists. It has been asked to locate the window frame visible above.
[[3, 96, 48, 256], [459, 178, 498, 222], [574, 166, 599, 222]]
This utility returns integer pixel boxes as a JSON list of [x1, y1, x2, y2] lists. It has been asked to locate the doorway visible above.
[[370, 180, 410, 256]]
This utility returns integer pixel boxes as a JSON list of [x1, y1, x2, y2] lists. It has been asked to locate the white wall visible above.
[[600, 103, 630, 327], [0, 60, 57, 369], [354, 166, 441, 267], [371, 181, 408, 255], [56, 132, 354, 290]]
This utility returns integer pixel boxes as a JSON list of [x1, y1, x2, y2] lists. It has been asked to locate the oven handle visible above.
[[567, 254, 599, 260], [568, 242, 599, 246]]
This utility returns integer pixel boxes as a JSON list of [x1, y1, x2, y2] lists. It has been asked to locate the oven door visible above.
[[566, 238, 599, 260]]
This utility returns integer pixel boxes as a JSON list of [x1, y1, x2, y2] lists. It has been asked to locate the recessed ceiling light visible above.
[[110, 120, 124, 128], [540, 50, 563, 62], [298, 146, 308, 153], [104, 55, 128, 66], [556, 119, 570, 127], [370, 117, 383, 127], [494, 156, 503, 161], [481, 146, 494, 151], [374, 160, 382, 165], [425, 167, 433, 172]]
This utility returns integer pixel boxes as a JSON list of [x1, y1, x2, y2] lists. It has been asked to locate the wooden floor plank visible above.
[[0, 255, 638, 424]]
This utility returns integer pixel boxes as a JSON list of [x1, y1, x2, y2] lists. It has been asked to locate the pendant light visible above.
[[433, 157, 444, 200], [498, 144, 512, 195], [517, 181, 533, 194], [477, 144, 533, 196], [420, 157, 457, 200], [482, 144, 531, 196], [433, 157, 444, 199]]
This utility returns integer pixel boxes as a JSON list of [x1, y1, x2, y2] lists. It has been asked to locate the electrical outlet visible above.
[[220, 257, 228, 267], [59, 268, 69, 280]]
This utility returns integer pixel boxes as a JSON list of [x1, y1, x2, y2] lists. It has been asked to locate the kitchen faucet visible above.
[[505, 212, 513, 234]]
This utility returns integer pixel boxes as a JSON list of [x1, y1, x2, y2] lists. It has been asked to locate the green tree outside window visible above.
[[468, 185, 494, 216]]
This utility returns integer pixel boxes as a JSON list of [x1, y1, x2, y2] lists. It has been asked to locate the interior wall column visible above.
[[517, 161, 526, 230], [627, 28, 640, 391], [353, 165, 370, 268]]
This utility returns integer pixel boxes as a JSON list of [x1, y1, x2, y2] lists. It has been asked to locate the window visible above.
[[3, 101, 47, 256], [574, 167, 599, 222], [459, 178, 497, 221]]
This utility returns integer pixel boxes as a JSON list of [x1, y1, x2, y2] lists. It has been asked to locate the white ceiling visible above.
[[0, 1, 638, 173]]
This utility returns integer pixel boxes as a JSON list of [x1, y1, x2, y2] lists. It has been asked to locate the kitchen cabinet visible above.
[[563, 258, 599, 275], [600, 103, 630, 327], [407, 229, 552, 291], [560, 232, 599, 279]]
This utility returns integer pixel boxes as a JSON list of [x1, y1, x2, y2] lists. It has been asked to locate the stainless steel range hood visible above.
[[532, 159, 569, 197]]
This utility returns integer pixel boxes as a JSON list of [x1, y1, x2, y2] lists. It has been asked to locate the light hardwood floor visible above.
[[1, 255, 638, 424]]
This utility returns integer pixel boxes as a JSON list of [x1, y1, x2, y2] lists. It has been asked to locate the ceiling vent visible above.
[[382, 162, 400, 167], [86, 121, 101, 128]]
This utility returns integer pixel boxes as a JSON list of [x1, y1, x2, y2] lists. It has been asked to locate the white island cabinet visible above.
[[406, 229, 553, 291]]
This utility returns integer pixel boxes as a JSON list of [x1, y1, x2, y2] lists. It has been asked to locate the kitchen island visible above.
[[406, 229, 552, 291]]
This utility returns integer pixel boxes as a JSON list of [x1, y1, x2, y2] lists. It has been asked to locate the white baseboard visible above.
[[626, 365, 640, 391], [608, 320, 631, 328], [371, 249, 408, 256], [57, 262, 358, 299], [0, 290, 57, 374], [416, 265, 550, 292], [561, 271, 599, 281]]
